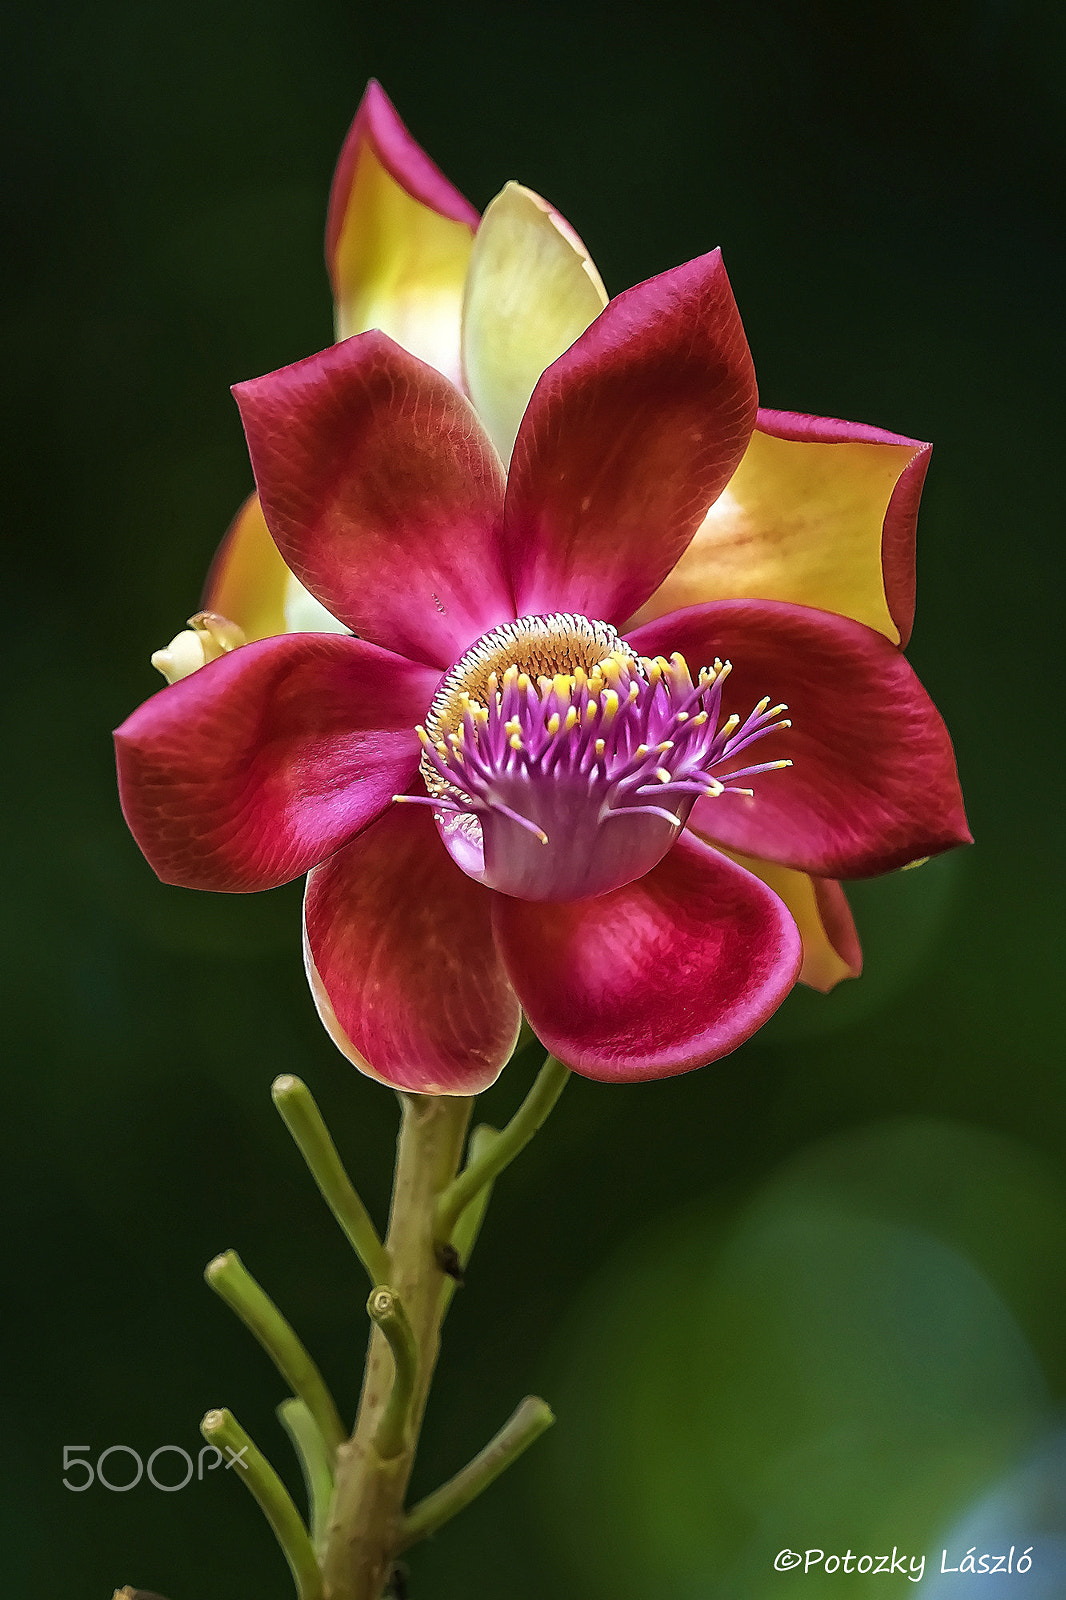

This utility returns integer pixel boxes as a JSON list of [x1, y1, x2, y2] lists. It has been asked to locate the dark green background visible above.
[[4, 2, 1064, 1596]]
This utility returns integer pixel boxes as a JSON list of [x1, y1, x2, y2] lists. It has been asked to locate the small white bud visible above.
[[150, 611, 247, 685]]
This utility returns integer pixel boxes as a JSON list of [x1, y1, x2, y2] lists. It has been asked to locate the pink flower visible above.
[[165, 84, 954, 998], [115, 240, 969, 1092]]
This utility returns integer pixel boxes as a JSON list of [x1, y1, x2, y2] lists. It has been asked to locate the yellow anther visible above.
[[504, 717, 521, 738], [585, 699, 599, 722], [502, 664, 519, 687], [691, 711, 709, 725], [753, 696, 771, 714], [552, 673, 574, 701], [602, 689, 620, 721], [547, 712, 561, 735], [628, 681, 639, 702], [655, 767, 672, 784], [517, 673, 531, 693], [720, 714, 740, 735], [594, 738, 606, 757], [768, 703, 788, 718], [658, 740, 674, 752], [564, 706, 579, 731], [509, 734, 523, 750], [416, 726, 431, 747]]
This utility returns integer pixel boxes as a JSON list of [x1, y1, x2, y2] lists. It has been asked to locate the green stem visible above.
[[366, 1287, 418, 1460], [201, 1406, 321, 1600], [278, 1397, 335, 1554], [398, 1396, 554, 1552], [434, 1055, 570, 1246], [321, 1093, 473, 1600], [205, 1249, 345, 1458], [272, 1074, 390, 1286]]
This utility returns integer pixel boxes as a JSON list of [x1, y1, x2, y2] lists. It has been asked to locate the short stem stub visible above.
[[201, 1406, 322, 1600], [366, 1287, 418, 1460], [399, 1395, 555, 1552], [272, 1074, 390, 1287], [205, 1248, 345, 1459], [434, 1054, 570, 1248]]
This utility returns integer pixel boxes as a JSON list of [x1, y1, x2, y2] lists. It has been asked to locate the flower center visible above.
[[399, 611, 791, 902]]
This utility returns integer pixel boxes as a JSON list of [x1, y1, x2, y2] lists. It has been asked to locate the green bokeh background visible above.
[[4, 2, 1064, 1595]]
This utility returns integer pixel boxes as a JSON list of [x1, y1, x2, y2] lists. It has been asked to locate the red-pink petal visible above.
[[503, 249, 758, 626], [630, 600, 971, 878], [233, 335, 514, 670], [702, 843, 863, 993], [491, 832, 801, 1081], [303, 805, 520, 1094], [757, 408, 930, 646], [115, 634, 438, 892]]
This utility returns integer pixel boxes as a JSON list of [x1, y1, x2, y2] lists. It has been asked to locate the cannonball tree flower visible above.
[[115, 249, 970, 1091], [159, 81, 945, 997]]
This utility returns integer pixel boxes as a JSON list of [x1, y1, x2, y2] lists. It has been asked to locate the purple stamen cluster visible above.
[[418, 648, 790, 830], [396, 613, 791, 901]]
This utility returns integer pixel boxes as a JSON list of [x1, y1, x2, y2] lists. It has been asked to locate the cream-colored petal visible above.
[[283, 572, 347, 634], [462, 182, 608, 462], [700, 840, 862, 993], [631, 425, 924, 643], [203, 493, 345, 642], [332, 141, 475, 386]]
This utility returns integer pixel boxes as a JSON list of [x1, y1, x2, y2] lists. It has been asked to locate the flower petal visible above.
[[629, 410, 929, 645], [630, 600, 971, 878], [702, 843, 862, 992], [461, 182, 608, 464], [303, 804, 520, 1094], [325, 81, 478, 386], [203, 492, 346, 643], [503, 249, 758, 626], [114, 634, 438, 892], [233, 334, 514, 670], [491, 831, 800, 1081]]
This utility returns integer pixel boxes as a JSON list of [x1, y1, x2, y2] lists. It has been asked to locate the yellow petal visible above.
[[631, 423, 929, 644], [328, 97, 476, 386], [704, 840, 862, 993], [202, 493, 290, 642], [462, 182, 608, 462], [203, 493, 346, 642]]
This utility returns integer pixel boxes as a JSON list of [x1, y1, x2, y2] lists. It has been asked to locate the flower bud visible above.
[[151, 611, 246, 684]]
